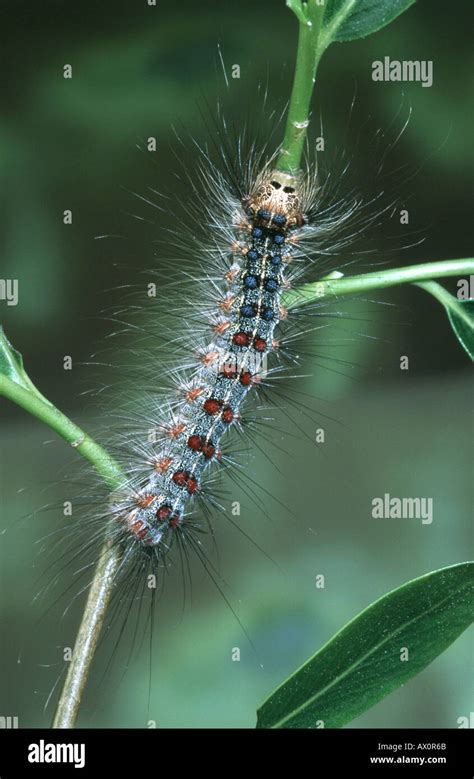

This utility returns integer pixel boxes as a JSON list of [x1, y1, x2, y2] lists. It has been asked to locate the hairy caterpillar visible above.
[[3, 15, 431, 729], [8, 55, 422, 727], [32, 94, 407, 705], [77, 118, 380, 604], [111, 172, 309, 548]]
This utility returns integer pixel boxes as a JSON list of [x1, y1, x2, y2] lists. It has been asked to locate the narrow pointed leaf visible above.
[[0, 326, 36, 390], [415, 281, 474, 362], [446, 300, 474, 361], [257, 563, 474, 728], [322, 0, 417, 43]]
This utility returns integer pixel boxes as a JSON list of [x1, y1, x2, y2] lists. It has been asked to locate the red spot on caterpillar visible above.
[[203, 398, 222, 415], [188, 433, 215, 460], [201, 442, 215, 459], [154, 456, 173, 473], [129, 518, 148, 541], [169, 514, 180, 527], [233, 331, 249, 347], [221, 364, 237, 379], [172, 470, 199, 494], [156, 505, 172, 522], [187, 434, 202, 451], [186, 476, 199, 494], [222, 406, 234, 424], [254, 337, 267, 352], [172, 470, 188, 487], [240, 370, 253, 386]]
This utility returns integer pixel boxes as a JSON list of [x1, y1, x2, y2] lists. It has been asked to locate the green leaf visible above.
[[256, 562, 474, 728], [415, 281, 474, 362], [0, 325, 36, 391], [0, 326, 54, 408], [322, 0, 417, 44], [446, 300, 474, 361]]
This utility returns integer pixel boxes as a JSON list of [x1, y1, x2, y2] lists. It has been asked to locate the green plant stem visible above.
[[275, 0, 326, 174], [0, 375, 123, 489], [0, 373, 125, 728], [282, 258, 474, 309], [52, 542, 121, 729]]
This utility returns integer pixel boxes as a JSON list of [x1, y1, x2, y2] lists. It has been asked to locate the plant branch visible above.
[[0, 371, 125, 728], [52, 542, 122, 728], [0, 375, 123, 489], [275, 0, 326, 174], [282, 258, 474, 309]]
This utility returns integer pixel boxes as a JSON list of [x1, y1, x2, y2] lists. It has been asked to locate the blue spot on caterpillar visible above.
[[261, 307, 275, 321], [244, 274, 259, 289], [265, 278, 278, 292]]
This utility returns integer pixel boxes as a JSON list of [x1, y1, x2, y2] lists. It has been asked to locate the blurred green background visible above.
[[0, 0, 472, 728]]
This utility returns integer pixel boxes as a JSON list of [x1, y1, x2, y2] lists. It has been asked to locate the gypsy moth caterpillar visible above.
[[41, 100, 411, 629]]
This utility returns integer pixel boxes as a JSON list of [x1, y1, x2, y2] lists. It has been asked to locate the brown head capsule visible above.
[[244, 171, 305, 228]]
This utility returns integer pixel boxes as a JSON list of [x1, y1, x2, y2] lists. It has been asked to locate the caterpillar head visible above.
[[243, 170, 306, 228]]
